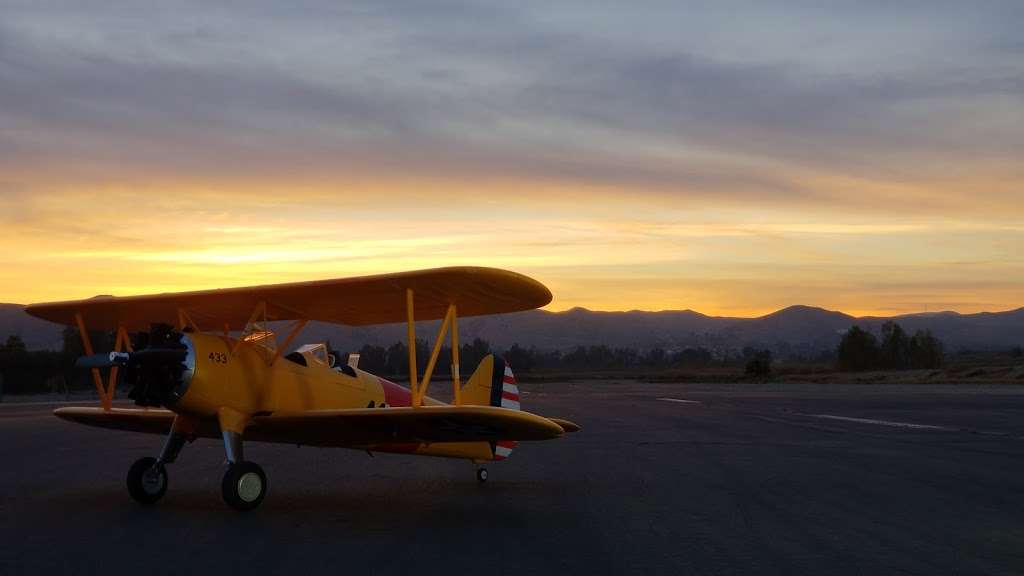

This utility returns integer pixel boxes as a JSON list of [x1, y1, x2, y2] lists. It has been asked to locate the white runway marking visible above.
[[656, 398, 702, 404], [802, 414, 952, 431]]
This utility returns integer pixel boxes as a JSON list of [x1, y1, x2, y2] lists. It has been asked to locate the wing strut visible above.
[[231, 301, 267, 355], [406, 289, 462, 408], [406, 289, 419, 404], [107, 325, 132, 406], [270, 319, 308, 366], [226, 300, 307, 366], [73, 313, 130, 411], [176, 308, 200, 332], [451, 305, 461, 405]]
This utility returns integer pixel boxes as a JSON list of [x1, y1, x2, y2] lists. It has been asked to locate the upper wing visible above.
[[54, 405, 569, 446], [25, 266, 551, 330]]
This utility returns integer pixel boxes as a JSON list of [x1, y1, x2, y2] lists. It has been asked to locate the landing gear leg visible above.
[[126, 417, 192, 505], [219, 428, 267, 511]]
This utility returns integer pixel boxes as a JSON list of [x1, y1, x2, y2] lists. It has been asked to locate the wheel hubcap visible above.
[[142, 468, 163, 495], [237, 472, 263, 502]]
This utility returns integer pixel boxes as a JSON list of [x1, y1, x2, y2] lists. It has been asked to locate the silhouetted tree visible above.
[[610, 347, 638, 369], [381, 339, 433, 377], [62, 326, 83, 358], [435, 345, 452, 375], [745, 349, 773, 377], [673, 347, 713, 368], [460, 338, 491, 372], [5, 335, 26, 351], [909, 329, 944, 369], [1, 334, 63, 394], [587, 345, 614, 369], [529, 347, 562, 370], [562, 346, 588, 369], [644, 347, 667, 367], [384, 341, 408, 376], [879, 321, 912, 369], [836, 325, 880, 372], [504, 343, 534, 372], [415, 338, 430, 373], [355, 344, 388, 373]]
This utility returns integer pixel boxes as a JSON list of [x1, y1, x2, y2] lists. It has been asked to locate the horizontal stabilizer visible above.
[[549, 418, 581, 433]]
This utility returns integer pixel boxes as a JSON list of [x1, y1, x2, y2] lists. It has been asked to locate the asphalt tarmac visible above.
[[3, 382, 1024, 575]]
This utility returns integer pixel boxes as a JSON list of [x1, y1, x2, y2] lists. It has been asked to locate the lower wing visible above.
[[54, 405, 577, 447]]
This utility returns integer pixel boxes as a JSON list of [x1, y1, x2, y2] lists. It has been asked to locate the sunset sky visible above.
[[1, 2, 1021, 316]]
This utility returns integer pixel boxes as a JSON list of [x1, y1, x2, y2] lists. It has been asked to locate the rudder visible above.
[[460, 354, 520, 460]]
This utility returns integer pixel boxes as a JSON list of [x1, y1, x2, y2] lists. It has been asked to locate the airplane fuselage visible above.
[[170, 333, 493, 460]]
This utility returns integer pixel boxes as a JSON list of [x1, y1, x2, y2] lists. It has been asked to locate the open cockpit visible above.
[[284, 342, 356, 376]]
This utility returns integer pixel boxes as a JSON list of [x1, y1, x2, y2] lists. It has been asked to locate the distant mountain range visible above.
[[3, 302, 1021, 357]]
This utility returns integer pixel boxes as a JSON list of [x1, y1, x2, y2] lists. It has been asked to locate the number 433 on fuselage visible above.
[[25, 267, 580, 511]]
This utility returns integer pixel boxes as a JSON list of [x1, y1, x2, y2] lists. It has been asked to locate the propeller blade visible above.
[[74, 349, 185, 369], [74, 352, 128, 369]]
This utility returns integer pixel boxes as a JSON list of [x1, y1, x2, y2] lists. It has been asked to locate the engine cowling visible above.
[[124, 325, 195, 407]]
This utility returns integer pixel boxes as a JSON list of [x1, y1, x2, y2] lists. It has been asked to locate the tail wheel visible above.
[[221, 462, 267, 511], [476, 467, 488, 483], [127, 457, 168, 505]]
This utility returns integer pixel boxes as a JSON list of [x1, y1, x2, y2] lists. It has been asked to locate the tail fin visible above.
[[460, 354, 520, 460]]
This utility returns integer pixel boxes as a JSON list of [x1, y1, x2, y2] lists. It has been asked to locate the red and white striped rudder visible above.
[[458, 354, 522, 460], [493, 360, 520, 459]]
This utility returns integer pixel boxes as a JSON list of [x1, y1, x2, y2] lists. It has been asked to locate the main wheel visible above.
[[127, 457, 167, 505], [221, 462, 267, 511], [476, 467, 488, 483]]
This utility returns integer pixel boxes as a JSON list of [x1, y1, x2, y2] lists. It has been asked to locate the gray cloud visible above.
[[1, 1, 1021, 208]]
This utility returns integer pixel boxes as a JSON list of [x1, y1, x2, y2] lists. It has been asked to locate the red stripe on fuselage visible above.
[[503, 376, 516, 384], [501, 391, 519, 402], [378, 377, 412, 407]]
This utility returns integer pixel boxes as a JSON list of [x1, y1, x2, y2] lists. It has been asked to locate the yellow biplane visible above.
[[25, 267, 579, 510]]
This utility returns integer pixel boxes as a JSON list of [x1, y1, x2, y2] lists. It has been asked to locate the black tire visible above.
[[221, 462, 267, 511], [126, 457, 167, 505], [476, 467, 488, 483]]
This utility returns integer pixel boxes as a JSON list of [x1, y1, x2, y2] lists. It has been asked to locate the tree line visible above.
[[345, 339, 718, 377], [836, 321, 944, 372], [0, 329, 725, 395], [0, 320, 987, 396], [0, 328, 91, 395]]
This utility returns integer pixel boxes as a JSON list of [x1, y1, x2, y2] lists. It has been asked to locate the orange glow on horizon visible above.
[[1, 172, 1021, 319]]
